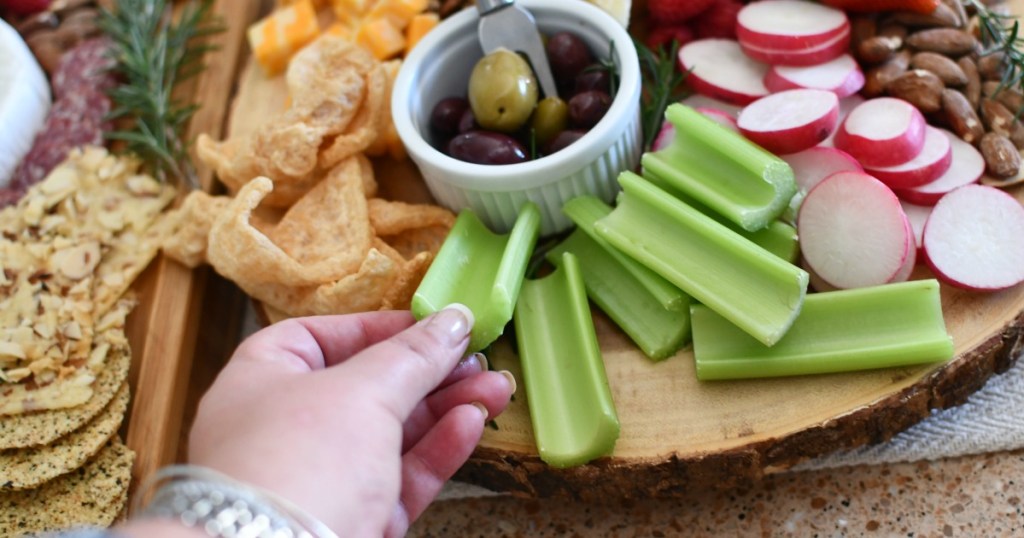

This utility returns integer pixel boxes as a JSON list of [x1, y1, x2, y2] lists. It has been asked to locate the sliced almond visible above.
[[0, 341, 26, 360], [51, 241, 102, 281]]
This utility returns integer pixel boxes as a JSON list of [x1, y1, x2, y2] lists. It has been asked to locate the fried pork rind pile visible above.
[[167, 36, 454, 319], [0, 147, 174, 413]]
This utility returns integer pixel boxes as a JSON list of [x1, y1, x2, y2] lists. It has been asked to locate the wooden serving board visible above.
[[122, 0, 261, 497], [228, 0, 1024, 499]]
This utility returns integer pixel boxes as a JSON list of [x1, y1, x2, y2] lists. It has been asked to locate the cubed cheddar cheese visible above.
[[404, 12, 438, 55], [325, 21, 354, 40], [332, 0, 373, 25], [248, 0, 321, 76], [366, 0, 428, 30], [355, 17, 405, 60]]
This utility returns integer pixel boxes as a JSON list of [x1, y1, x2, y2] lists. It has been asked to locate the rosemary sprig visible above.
[[98, 0, 224, 189], [634, 38, 689, 152], [967, 0, 1024, 100]]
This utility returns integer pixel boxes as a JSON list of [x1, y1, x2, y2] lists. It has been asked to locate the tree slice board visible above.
[[229, 0, 1024, 499]]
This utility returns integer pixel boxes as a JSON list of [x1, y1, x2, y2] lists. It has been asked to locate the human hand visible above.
[[184, 305, 515, 537]]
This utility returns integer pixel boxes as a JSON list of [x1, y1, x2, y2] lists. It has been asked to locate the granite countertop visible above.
[[410, 449, 1024, 536]]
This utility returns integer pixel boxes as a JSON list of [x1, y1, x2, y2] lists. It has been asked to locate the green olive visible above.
[[530, 96, 569, 147], [468, 48, 538, 133]]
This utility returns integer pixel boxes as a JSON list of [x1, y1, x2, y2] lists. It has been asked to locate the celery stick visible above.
[[642, 104, 796, 232], [596, 171, 808, 346], [412, 203, 540, 352], [644, 173, 800, 262], [562, 195, 688, 311], [548, 230, 690, 360], [515, 252, 620, 467], [692, 280, 954, 380]]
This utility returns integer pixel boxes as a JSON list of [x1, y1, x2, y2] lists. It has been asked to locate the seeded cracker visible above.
[[0, 439, 133, 536], [0, 382, 129, 491], [0, 328, 130, 450]]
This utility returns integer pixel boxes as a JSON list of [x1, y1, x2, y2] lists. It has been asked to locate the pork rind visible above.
[[197, 36, 388, 207]]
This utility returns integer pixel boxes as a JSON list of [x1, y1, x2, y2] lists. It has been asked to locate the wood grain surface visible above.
[[225, 0, 1024, 500], [122, 0, 261, 501]]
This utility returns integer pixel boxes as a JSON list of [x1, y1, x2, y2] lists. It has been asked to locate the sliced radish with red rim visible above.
[[782, 146, 863, 216], [834, 97, 927, 168], [798, 171, 911, 289], [694, 107, 739, 132], [889, 216, 918, 283], [820, 94, 865, 148], [764, 54, 864, 97], [893, 132, 985, 205], [737, 0, 849, 50], [650, 108, 738, 152], [923, 185, 1024, 291], [678, 39, 769, 106], [864, 126, 952, 189], [740, 26, 850, 67], [900, 200, 931, 254], [738, 89, 839, 155]]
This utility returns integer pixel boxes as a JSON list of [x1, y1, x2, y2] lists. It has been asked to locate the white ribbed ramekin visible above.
[[392, 0, 642, 235]]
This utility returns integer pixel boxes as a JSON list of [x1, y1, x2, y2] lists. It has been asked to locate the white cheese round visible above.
[[0, 19, 52, 187]]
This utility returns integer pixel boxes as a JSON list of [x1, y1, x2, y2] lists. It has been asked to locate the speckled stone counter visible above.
[[410, 450, 1024, 536]]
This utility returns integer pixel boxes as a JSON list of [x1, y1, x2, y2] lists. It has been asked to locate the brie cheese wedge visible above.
[[0, 19, 51, 187]]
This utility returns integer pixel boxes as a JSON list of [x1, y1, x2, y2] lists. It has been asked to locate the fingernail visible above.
[[470, 401, 488, 420], [473, 352, 489, 372], [428, 303, 474, 344], [499, 370, 517, 395]]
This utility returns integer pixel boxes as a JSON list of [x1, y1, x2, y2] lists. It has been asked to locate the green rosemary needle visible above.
[[634, 38, 689, 152], [99, 0, 223, 189], [967, 0, 1024, 105]]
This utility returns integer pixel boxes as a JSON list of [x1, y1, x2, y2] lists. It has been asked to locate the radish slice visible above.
[[737, 0, 849, 50], [802, 257, 838, 293], [740, 26, 850, 67], [798, 171, 911, 289], [923, 185, 1024, 291], [834, 97, 927, 168], [651, 108, 738, 152], [783, 147, 863, 194], [820, 94, 865, 148], [679, 94, 743, 117], [763, 54, 865, 98], [678, 39, 769, 105], [893, 132, 985, 205], [864, 126, 952, 189], [695, 107, 740, 132], [900, 199, 931, 254], [737, 89, 839, 155], [889, 216, 918, 283]]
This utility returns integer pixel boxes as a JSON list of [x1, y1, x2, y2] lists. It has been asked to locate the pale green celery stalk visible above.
[[642, 104, 796, 232], [515, 252, 620, 467], [547, 230, 690, 360], [412, 203, 540, 352], [595, 171, 808, 346], [643, 173, 800, 262], [562, 195, 688, 311], [692, 280, 954, 381]]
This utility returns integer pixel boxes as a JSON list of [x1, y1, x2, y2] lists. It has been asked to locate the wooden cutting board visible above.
[[229, 0, 1024, 499]]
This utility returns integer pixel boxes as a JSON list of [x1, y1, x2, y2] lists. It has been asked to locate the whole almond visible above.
[[942, 89, 985, 144], [983, 81, 1024, 113], [905, 28, 977, 55], [980, 99, 1024, 149], [887, 69, 945, 113], [943, 0, 968, 27], [864, 50, 912, 97], [851, 16, 877, 46], [878, 23, 909, 40], [887, 3, 961, 27], [858, 35, 903, 64], [959, 57, 982, 109], [978, 52, 1007, 81], [911, 52, 968, 86], [980, 132, 1021, 178]]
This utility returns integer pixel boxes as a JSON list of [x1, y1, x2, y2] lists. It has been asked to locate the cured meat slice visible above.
[[52, 37, 117, 100]]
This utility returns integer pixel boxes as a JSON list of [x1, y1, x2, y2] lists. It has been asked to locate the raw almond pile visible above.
[[852, 0, 1024, 180], [0, 146, 175, 535]]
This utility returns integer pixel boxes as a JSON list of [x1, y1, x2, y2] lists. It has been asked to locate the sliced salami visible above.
[[3, 39, 115, 207], [52, 37, 117, 100]]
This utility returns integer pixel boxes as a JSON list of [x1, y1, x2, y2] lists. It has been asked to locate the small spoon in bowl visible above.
[[476, 0, 559, 100]]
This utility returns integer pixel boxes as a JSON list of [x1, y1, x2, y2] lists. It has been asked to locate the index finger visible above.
[[239, 310, 417, 372], [334, 304, 475, 421]]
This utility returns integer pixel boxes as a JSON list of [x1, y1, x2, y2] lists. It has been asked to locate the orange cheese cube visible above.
[[366, 0, 428, 30], [332, 0, 374, 24], [325, 21, 354, 40], [404, 12, 438, 55], [247, 0, 321, 76], [355, 18, 405, 60]]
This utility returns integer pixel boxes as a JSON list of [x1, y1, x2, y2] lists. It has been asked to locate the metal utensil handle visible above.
[[477, 0, 514, 15]]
